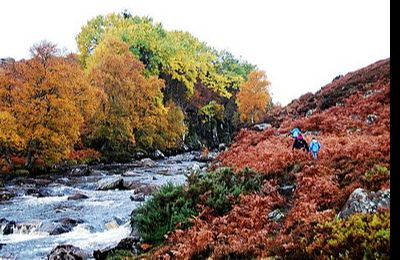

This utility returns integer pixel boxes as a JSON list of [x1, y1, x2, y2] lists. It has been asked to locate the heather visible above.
[[139, 59, 390, 259]]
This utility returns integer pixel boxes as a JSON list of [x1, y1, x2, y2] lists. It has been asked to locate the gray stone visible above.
[[252, 123, 272, 131], [0, 218, 16, 235], [48, 244, 87, 260], [366, 114, 378, 124], [268, 209, 285, 221], [130, 193, 145, 201], [67, 192, 89, 200], [45, 218, 83, 235], [0, 190, 14, 201], [97, 177, 124, 190], [279, 185, 295, 197], [152, 149, 165, 159], [337, 188, 390, 219], [140, 158, 156, 167]]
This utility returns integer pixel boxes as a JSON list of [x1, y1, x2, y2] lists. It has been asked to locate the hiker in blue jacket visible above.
[[290, 127, 302, 139], [309, 137, 321, 160]]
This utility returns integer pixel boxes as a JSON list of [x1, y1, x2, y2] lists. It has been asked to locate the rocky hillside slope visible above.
[[148, 58, 390, 259]]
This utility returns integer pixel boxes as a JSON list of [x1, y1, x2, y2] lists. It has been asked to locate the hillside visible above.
[[147, 58, 390, 258]]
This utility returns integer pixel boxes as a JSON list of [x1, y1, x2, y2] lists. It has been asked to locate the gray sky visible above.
[[0, 0, 390, 105]]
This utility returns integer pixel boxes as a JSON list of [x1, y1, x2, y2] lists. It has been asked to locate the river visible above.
[[0, 152, 207, 259]]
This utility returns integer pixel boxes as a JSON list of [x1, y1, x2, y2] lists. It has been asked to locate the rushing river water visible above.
[[0, 152, 207, 260]]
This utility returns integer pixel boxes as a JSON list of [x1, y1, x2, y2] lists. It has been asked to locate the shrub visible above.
[[131, 183, 197, 244], [361, 164, 390, 191], [307, 212, 390, 259], [131, 167, 263, 244], [106, 249, 134, 260]]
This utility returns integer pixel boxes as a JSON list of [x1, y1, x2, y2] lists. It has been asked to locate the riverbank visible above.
[[0, 151, 210, 259]]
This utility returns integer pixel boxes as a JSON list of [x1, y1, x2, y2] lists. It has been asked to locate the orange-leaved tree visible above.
[[86, 36, 186, 154], [0, 41, 100, 171], [236, 70, 271, 124]]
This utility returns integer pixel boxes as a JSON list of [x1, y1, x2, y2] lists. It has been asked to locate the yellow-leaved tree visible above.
[[236, 70, 271, 124], [86, 36, 186, 156]]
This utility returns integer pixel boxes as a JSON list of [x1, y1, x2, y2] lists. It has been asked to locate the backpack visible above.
[[310, 140, 320, 152]]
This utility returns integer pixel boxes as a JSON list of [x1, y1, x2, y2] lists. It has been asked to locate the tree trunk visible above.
[[25, 149, 35, 171]]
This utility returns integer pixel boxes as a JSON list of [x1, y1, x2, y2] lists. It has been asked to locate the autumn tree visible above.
[[236, 70, 271, 124], [0, 41, 99, 170], [85, 36, 186, 156], [76, 11, 259, 149]]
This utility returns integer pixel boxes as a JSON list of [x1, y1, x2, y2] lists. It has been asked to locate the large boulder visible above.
[[43, 218, 83, 235], [337, 188, 390, 219], [47, 244, 87, 260], [97, 178, 124, 190]]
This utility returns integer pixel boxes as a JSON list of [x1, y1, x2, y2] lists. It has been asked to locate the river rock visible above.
[[140, 158, 156, 167], [45, 218, 83, 235], [337, 188, 390, 219], [0, 189, 14, 201], [97, 177, 124, 190], [130, 193, 145, 201], [48, 244, 87, 260], [93, 235, 141, 259], [104, 217, 123, 230], [26, 188, 50, 197], [70, 166, 93, 176], [0, 218, 16, 235], [152, 149, 165, 159], [134, 184, 159, 195], [67, 192, 89, 200]]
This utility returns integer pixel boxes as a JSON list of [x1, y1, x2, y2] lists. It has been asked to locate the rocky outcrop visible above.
[[337, 188, 390, 219], [47, 244, 87, 260]]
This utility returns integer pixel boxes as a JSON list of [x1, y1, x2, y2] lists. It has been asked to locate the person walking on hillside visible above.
[[290, 127, 302, 139], [309, 137, 321, 160], [290, 127, 308, 151]]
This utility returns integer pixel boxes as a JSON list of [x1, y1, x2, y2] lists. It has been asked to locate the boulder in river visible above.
[[139, 158, 156, 167], [67, 192, 89, 200], [97, 177, 124, 190], [0, 189, 14, 201], [152, 149, 165, 159], [26, 188, 50, 197], [48, 244, 87, 260], [44, 218, 84, 235], [0, 218, 16, 235], [130, 193, 145, 201]]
